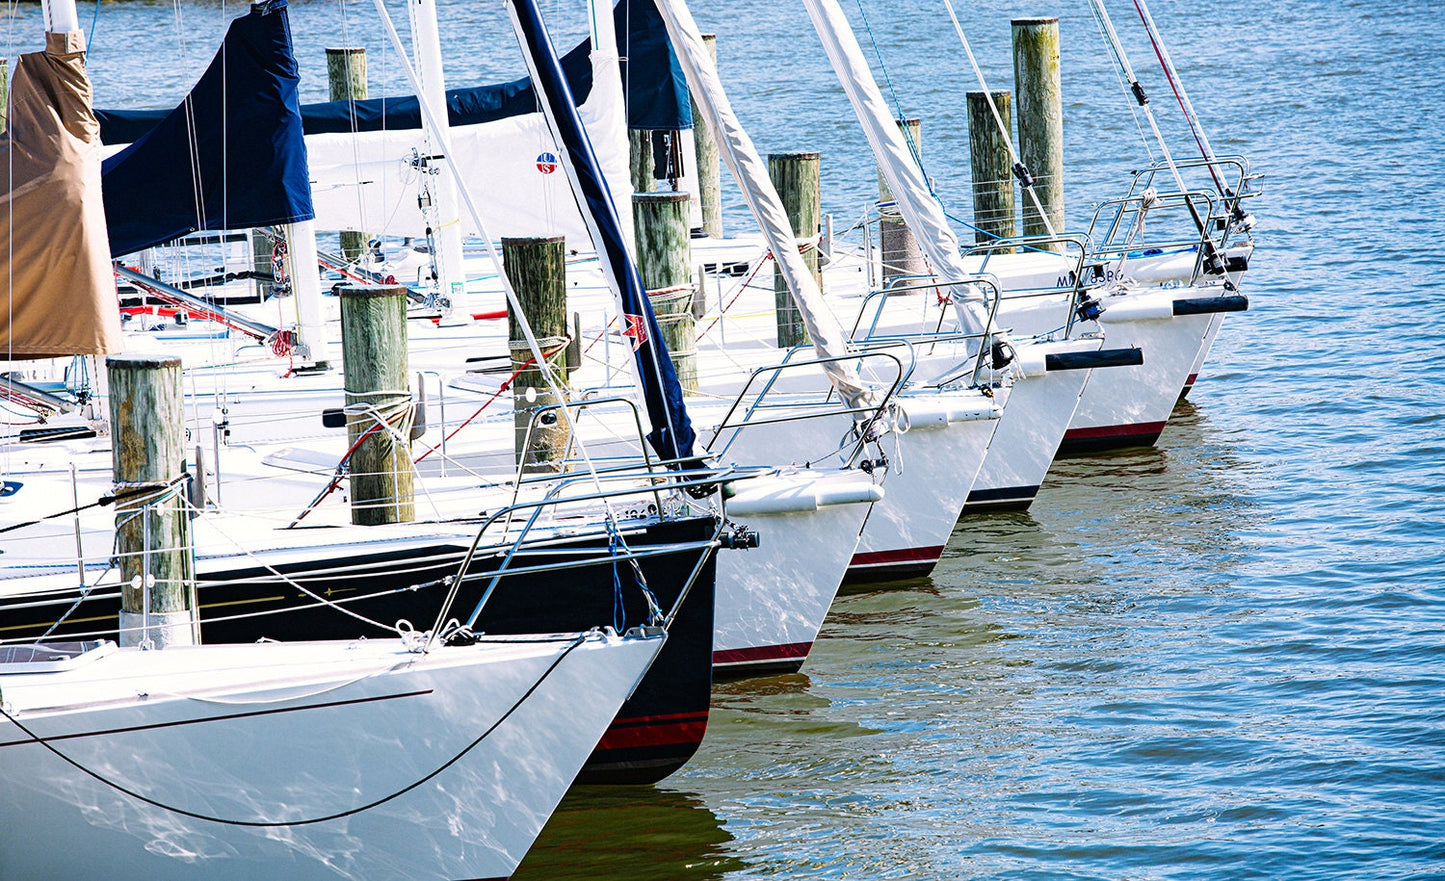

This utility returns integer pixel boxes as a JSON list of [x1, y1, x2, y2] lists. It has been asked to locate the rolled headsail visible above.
[[800, 0, 992, 338], [507, 0, 696, 463], [1, 30, 122, 358], [651, 0, 877, 410]]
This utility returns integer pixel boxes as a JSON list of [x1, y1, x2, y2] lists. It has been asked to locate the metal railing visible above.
[[703, 349, 906, 463], [1087, 189, 1228, 284]]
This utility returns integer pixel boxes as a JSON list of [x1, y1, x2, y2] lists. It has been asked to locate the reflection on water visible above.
[[514, 787, 743, 881]]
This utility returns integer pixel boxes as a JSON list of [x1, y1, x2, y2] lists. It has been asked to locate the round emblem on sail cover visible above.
[[536, 152, 558, 174]]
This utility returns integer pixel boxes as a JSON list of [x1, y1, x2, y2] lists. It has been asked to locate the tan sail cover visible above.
[[2, 31, 122, 358]]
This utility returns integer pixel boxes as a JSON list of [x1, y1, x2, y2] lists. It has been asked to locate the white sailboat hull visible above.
[[0, 632, 662, 880], [1060, 293, 1210, 452], [713, 469, 878, 673], [963, 338, 1102, 513]]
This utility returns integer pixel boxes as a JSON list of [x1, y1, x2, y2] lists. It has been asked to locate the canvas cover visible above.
[[95, 1, 686, 248], [1, 30, 122, 359], [299, 0, 665, 245], [101, 0, 314, 259]]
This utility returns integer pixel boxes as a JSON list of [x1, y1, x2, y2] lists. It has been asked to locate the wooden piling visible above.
[[327, 47, 370, 262], [967, 90, 1017, 249], [338, 284, 415, 524], [692, 34, 723, 238], [767, 151, 819, 349], [633, 192, 698, 392], [502, 236, 572, 473], [108, 354, 197, 648], [879, 118, 926, 286], [1012, 17, 1065, 243], [326, 47, 367, 101], [0, 60, 8, 134], [629, 129, 655, 194]]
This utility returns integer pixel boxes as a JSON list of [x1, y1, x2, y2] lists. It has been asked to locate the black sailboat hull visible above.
[[9, 515, 718, 784]]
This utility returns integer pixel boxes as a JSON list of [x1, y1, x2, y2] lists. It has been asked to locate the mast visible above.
[[280, 219, 329, 366], [410, 0, 469, 319], [505, 0, 695, 462]]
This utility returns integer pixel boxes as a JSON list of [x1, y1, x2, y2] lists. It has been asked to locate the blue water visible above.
[[10, 0, 1444, 876]]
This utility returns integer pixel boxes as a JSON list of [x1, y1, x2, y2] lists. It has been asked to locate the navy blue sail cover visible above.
[[96, 0, 690, 146], [511, 0, 695, 463], [616, 0, 691, 131], [101, 0, 313, 257]]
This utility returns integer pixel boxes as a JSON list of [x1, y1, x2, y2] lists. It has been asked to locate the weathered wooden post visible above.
[[1012, 17, 1065, 244], [502, 236, 572, 473], [629, 130, 655, 194], [768, 151, 819, 349], [109, 354, 197, 648], [338, 284, 415, 525], [633, 192, 698, 392], [0, 60, 8, 134], [692, 33, 723, 238], [326, 47, 370, 262], [879, 117, 926, 286], [967, 90, 1016, 250], [326, 46, 367, 100]]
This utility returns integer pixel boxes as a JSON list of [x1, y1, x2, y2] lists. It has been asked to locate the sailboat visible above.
[[794, 0, 1256, 459], [0, 633, 665, 880], [77, 0, 892, 681], [1, 0, 726, 787], [0, 7, 667, 877]]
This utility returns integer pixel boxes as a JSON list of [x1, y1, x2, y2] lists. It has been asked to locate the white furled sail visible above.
[[651, 0, 877, 410], [800, 0, 992, 338]]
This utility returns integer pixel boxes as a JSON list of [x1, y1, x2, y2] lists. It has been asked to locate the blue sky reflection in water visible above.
[[14, 0, 1444, 876]]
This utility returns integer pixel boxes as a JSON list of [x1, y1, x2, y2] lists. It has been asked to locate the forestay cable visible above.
[[937, 0, 1057, 241]]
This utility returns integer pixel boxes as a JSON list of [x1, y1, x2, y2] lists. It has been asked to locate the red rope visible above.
[[412, 339, 570, 463], [697, 252, 772, 341]]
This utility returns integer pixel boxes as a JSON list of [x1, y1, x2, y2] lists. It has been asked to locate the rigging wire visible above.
[[1129, 0, 1224, 196], [366, 0, 661, 640], [1085, 0, 1189, 199], [84, 0, 98, 53], [936, 0, 1058, 241]]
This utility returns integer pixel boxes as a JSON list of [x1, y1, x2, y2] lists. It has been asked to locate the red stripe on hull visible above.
[[1179, 373, 1200, 400], [1064, 420, 1168, 441], [1058, 420, 1168, 455], [594, 712, 709, 751], [712, 641, 813, 668], [848, 545, 946, 568]]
